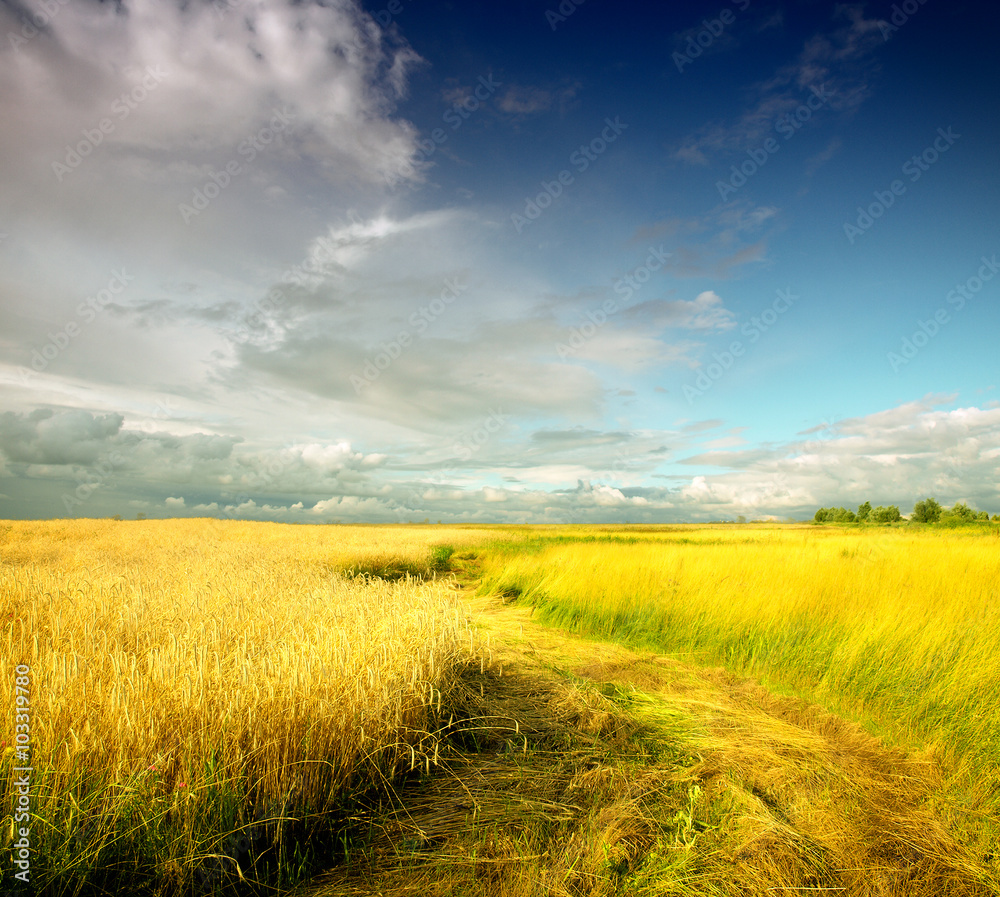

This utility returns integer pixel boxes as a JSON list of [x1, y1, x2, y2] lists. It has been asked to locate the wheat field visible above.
[[4, 519, 999, 895], [0, 519, 506, 892]]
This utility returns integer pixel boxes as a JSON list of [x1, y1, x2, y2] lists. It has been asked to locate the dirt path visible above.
[[301, 591, 997, 897]]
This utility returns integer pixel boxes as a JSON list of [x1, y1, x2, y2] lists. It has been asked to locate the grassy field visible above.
[[0, 519, 508, 893], [2, 519, 999, 895], [476, 524, 1000, 860]]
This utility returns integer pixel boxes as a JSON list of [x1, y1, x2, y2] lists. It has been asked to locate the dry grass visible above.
[[303, 591, 998, 897], [302, 615, 675, 897], [4, 520, 998, 896], [0, 519, 508, 893]]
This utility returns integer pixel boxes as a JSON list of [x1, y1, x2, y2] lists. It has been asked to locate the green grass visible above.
[[473, 525, 1000, 858]]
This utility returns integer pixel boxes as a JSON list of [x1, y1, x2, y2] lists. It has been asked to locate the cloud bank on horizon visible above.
[[0, 0, 997, 522]]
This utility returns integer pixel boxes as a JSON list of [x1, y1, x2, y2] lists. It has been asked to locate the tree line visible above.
[[813, 497, 997, 525]]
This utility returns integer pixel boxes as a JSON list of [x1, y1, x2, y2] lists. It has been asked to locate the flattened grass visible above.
[[476, 525, 1000, 858]]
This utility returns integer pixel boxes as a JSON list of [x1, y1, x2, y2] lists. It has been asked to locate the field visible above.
[[477, 525, 1000, 810], [0, 520, 507, 893], [2, 520, 999, 895]]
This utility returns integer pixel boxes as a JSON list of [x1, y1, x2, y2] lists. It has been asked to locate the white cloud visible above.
[[301, 210, 466, 280], [299, 442, 360, 471], [3, 397, 997, 523], [677, 399, 1000, 517], [498, 86, 553, 115], [0, 0, 423, 186], [0, 409, 124, 465], [672, 291, 737, 331], [311, 495, 392, 517]]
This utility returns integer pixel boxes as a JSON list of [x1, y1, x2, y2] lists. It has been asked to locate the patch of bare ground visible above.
[[296, 593, 998, 897]]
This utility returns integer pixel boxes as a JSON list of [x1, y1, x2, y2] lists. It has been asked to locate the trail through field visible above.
[[303, 588, 997, 897]]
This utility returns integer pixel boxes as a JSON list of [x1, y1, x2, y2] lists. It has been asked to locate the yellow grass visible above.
[[477, 524, 1000, 852], [4, 519, 999, 894], [0, 519, 505, 891]]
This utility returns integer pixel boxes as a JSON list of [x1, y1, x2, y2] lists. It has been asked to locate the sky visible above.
[[0, 0, 998, 523]]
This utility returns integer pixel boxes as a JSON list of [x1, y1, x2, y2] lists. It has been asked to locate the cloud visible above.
[[671, 7, 884, 165], [629, 204, 775, 279], [213, 204, 749, 425], [4, 397, 996, 523], [804, 136, 843, 177], [0, 0, 423, 185], [656, 291, 738, 331], [298, 211, 466, 282], [672, 398, 1000, 517], [498, 86, 554, 115], [496, 82, 580, 116], [220, 209, 616, 426], [0, 406, 384, 509], [530, 428, 632, 448], [299, 442, 363, 472], [0, 409, 123, 465], [574, 479, 649, 507], [0, 1, 442, 431], [0, 0, 428, 323]]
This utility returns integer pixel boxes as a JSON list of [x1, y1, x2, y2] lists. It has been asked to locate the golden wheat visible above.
[[0, 518, 505, 886]]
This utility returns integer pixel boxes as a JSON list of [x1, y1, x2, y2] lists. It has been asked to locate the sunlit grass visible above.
[[0, 519, 508, 893], [4, 519, 998, 893], [476, 525, 1000, 849]]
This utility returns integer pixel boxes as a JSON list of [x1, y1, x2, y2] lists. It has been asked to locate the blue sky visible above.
[[0, 0, 997, 522]]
